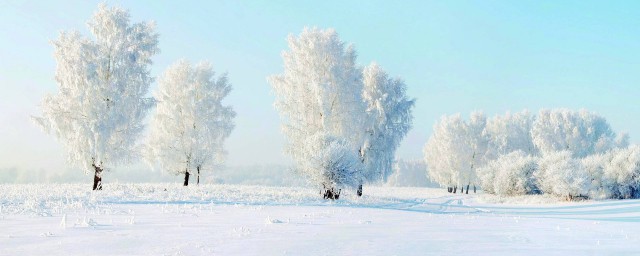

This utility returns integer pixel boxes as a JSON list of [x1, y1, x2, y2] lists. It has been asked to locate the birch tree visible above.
[[33, 4, 158, 190], [423, 112, 487, 193], [361, 63, 415, 185], [146, 60, 235, 186], [269, 27, 366, 198]]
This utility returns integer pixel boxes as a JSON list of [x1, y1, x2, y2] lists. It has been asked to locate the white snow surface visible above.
[[1, 184, 639, 255]]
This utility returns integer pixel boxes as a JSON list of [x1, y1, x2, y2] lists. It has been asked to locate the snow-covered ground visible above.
[[1, 184, 640, 255]]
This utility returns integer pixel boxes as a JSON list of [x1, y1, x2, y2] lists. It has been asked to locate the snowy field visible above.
[[1, 184, 640, 255]]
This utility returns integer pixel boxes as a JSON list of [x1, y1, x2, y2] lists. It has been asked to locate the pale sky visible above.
[[1, 1, 639, 179]]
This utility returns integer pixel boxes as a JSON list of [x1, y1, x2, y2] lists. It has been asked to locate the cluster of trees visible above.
[[424, 109, 633, 200], [269, 28, 415, 198], [34, 6, 414, 198], [34, 5, 235, 190], [35, 5, 637, 202], [479, 145, 640, 200]]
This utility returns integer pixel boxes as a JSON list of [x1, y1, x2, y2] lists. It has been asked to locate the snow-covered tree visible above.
[[531, 109, 624, 158], [146, 60, 235, 186], [423, 112, 488, 193], [361, 63, 415, 184], [477, 151, 539, 196], [269, 27, 367, 197], [424, 115, 462, 190], [484, 110, 537, 160], [581, 153, 608, 199], [594, 146, 640, 199], [535, 151, 590, 200], [465, 112, 489, 192], [33, 4, 158, 190]]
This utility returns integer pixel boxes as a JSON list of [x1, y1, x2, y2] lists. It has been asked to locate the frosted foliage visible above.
[[477, 151, 538, 196], [467, 112, 489, 174], [300, 133, 364, 189], [615, 133, 630, 148], [484, 110, 536, 160], [531, 109, 621, 158], [361, 63, 414, 183], [33, 4, 158, 172], [581, 153, 607, 199], [146, 60, 235, 176], [269, 28, 366, 188], [424, 115, 464, 187], [535, 151, 590, 198], [423, 112, 487, 187], [598, 146, 640, 199]]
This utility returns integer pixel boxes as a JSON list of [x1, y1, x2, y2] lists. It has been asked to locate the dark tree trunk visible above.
[[197, 166, 200, 186], [183, 171, 190, 186], [474, 185, 477, 193], [447, 187, 452, 193], [323, 188, 341, 200], [92, 164, 103, 191], [466, 184, 470, 194], [453, 186, 457, 193], [461, 186, 464, 194], [357, 184, 363, 197]]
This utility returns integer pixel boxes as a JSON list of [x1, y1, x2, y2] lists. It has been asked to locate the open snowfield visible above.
[[1, 184, 640, 255]]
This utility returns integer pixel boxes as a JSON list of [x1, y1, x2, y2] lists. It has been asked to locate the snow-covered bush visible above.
[[477, 151, 538, 196], [581, 153, 608, 199], [535, 151, 590, 199], [299, 133, 364, 192], [600, 146, 640, 199]]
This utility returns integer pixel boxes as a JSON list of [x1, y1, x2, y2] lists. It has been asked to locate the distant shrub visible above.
[[535, 151, 590, 200], [599, 146, 640, 199], [478, 151, 539, 196]]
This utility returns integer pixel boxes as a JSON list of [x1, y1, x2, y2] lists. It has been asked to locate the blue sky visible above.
[[1, 1, 639, 175]]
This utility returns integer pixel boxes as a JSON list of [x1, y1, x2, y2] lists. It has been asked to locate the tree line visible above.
[[34, 4, 636, 201], [34, 5, 235, 190], [33, 4, 414, 198], [423, 109, 635, 200]]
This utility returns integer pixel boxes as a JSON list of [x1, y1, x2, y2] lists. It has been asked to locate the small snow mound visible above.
[[265, 216, 284, 224], [76, 217, 97, 227], [40, 232, 54, 237]]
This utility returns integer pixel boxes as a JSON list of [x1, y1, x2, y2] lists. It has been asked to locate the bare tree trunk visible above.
[[474, 185, 477, 193], [183, 170, 190, 186], [461, 186, 464, 194], [447, 187, 452, 193], [357, 184, 363, 197], [323, 189, 332, 199], [454, 186, 457, 193], [197, 166, 200, 186], [466, 184, 470, 194], [92, 164, 102, 191], [323, 188, 341, 200]]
